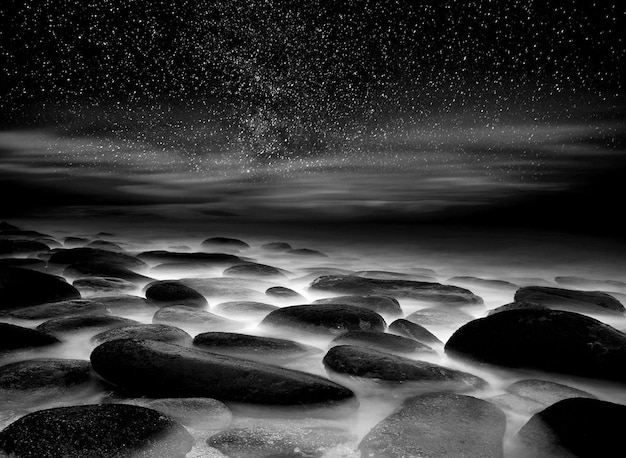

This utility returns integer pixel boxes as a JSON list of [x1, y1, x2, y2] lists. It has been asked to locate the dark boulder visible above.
[[36, 314, 139, 336], [388, 318, 443, 346], [64, 261, 153, 284], [223, 262, 289, 278], [7, 299, 109, 320], [193, 332, 321, 363], [73, 276, 137, 295], [49, 247, 146, 270], [260, 304, 386, 337], [201, 237, 250, 249], [359, 393, 506, 458], [153, 306, 239, 332], [313, 295, 402, 317], [324, 345, 485, 391], [0, 267, 80, 310], [0, 403, 194, 458], [515, 398, 626, 458], [208, 424, 355, 458], [92, 324, 193, 346], [145, 280, 208, 308], [487, 301, 547, 316], [514, 286, 625, 314], [445, 308, 626, 383], [309, 275, 482, 305], [0, 323, 60, 353], [329, 330, 433, 355], [212, 301, 279, 320], [265, 286, 305, 301], [90, 339, 357, 411]]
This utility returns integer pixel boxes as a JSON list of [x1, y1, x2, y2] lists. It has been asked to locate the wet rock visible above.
[[265, 286, 304, 300], [7, 299, 109, 320], [514, 285, 625, 314], [49, 247, 146, 270], [179, 277, 266, 301], [153, 306, 240, 332], [193, 332, 321, 363], [359, 393, 506, 458], [73, 276, 137, 295], [405, 306, 474, 328], [515, 398, 626, 458], [447, 276, 518, 291], [127, 397, 232, 430], [145, 280, 208, 308], [260, 304, 386, 337], [0, 323, 60, 354], [487, 301, 547, 315], [288, 248, 328, 257], [0, 359, 96, 406], [137, 250, 243, 266], [445, 309, 626, 383], [212, 301, 279, 320], [85, 240, 125, 252], [310, 275, 483, 305], [555, 275, 626, 291], [324, 345, 485, 391], [90, 294, 155, 313], [0, 267, 81, 310], [63, 236, 89, 247], [388, 318, 443, 346], [329, 330, 433, 355], [92, 324, 193, 346], [36, 314, 140, 336], [223, 262, 289, 278], [90, 339, 357, 411], [313, 295, 402, 317], [261, 242, 293, 251], [64, 261, 153, 284], [0, 239, 50, 256], [0, 403, 194, 458], [208, 424, 355, 458], [201, 237, 250, 250]]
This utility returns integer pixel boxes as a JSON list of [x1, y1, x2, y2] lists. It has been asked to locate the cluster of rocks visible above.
[[1, 222, 625, 457]]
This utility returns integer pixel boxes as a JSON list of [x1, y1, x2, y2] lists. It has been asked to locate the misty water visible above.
[[2, 217, 626, 457]]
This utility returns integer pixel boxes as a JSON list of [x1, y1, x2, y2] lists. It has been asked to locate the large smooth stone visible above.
[[193, 332, 321, 363], [6, 299, 109, 320], [309, 275, 482, 305], [212, 301, 279, 320], [0, 323, 60, 354], [0, 359, 96, 406], [359, 393, 506, 458], [324, 345, 485, 391], [329, 330, 433, 355], [36, 314, 140, 336], [90, 339, 357, 411], [260, 304, 386, 337], [153, 306, 239, 332], [265, 286, 304, 301], [388, 318, 443, 346], [208, 424, 355, 458], [145, 280, 208, 308], [445, 309, 626, 383], [64, 261, 153, 284], [313, 295, 402, 317], [0, 267, 80, 310], [73, 276, 137, 295], [91, 295, 156, 313], [49, 248, 146, 270], [223, 262, 289, 278], [201, 237, 250, 249], [92, 324, 193, 346], [515, 398, 626, 458], [0, 404, 193, 458], [406, 306, 474, 328], [137, 251, 243, 266], [514, 286, 625, 314]]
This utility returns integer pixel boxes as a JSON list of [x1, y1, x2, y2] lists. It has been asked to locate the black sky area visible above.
[[0, 0, 625, 238]]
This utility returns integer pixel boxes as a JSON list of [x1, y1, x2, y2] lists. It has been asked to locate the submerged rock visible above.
[[354, 269, 437, 280], [92, 324, 193, 346], [126, 397, 232, 430], [90, 339, 357, 411], [388, 318, 443, 346], [445, 308, 626, 383], [64, 261, 153, 284], [153, 306, 239, 332], [6, 299, 109, 320], [208, 424, 355, 458], [515, 398, 626, 458], [223, 262, 289, 278], [447, 276, 518, 291], [324, 345, 486, 391], [0, 267, 81, 310], [73, 276, 137, 295], [313, 295, 402, 317], [514, 285, 625, 314], [329, 330, 433, 355], [0, 323, 60, 354], [193, 332, 322, 363], [555, 275, 626, 291], [265, 286, 304, 301], [309, 275, 482, 305], [260, 304, 386, 337], [137, 250, 243, 266], [36, 314, 140, 336], [90, 294, 155, 313], [212, 301, 279, 320], [145, 280, 208, 308], [261, 242, 293, 251], [49, 247, 146, 270], [0, 403, 194, 458], [359, 393, 506, 458], [405, 306, 474, 328]]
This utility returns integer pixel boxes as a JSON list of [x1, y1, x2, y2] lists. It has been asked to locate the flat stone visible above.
[[212, 301, 279, 320], [201, 237, 250, 249], [0, 267, 81, 310], [125, 397, 232, 430], [447, 276, 518, 291], [0, 323, 60, 354], [72, 276, 137, 295], [145, 280, 208, 308], [223, 263, 289, 278]]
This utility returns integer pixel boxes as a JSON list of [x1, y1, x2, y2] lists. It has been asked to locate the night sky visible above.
[[1, 0, 625, 236]]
